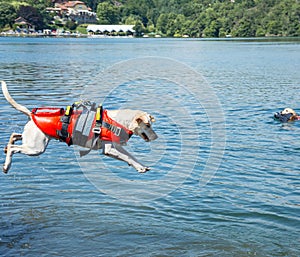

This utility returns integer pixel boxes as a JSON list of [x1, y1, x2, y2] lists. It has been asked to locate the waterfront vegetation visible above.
[[0, 0, 299, 37]]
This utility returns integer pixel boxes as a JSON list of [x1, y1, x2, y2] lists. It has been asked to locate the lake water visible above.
[[0, 37, 299, 256]]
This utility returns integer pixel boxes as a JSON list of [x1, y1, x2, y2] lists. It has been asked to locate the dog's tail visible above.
[[1, 81, 31, 117]]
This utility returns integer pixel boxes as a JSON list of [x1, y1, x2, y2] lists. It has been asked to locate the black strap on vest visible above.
[[102, 121, 132, 145], [57, 105, 73, 145]]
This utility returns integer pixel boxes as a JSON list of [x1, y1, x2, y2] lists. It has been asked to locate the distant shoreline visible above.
[[0, 32, 87, 38], [1, 33, 300, 42]]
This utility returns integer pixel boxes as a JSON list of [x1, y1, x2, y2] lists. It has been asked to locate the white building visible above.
[[47, 1, 97, 24], [86, 25, 135, 36]]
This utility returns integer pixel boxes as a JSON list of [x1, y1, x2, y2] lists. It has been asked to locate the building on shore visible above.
[[86, 25, 135, 37], [47, 1, 97, 25], [14, 17, 36, 33]]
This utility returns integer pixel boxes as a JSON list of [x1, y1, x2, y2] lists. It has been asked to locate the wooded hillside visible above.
[[1, 0, 299, 37]]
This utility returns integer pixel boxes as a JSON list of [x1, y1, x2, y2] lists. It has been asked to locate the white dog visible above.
[[2, 81, 158, 173]]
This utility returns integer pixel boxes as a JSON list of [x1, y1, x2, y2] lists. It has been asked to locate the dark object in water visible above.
[[274, 112, 293, 123]]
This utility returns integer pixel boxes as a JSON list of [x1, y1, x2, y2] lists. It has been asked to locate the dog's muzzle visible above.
[[135, 121, 158, 142]]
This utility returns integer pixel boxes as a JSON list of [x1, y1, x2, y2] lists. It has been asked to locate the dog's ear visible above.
[[149, 115, 155, 123], [134, 113, 155, 127], [136, 114, 150, 125]]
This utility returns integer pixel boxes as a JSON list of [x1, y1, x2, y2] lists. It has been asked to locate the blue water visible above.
[[0, 37, 300, 256]]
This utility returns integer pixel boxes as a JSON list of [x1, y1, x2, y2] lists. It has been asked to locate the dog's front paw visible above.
[[3, 164, 9, 174], [137, 166, 150, 173]]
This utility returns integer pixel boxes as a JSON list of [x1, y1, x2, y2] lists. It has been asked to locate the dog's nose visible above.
[[146, 129, 158, 141], [139, 122, 158, 141]]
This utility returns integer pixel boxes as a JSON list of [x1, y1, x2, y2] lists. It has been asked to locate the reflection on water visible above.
[[0, 37, 299, 256]]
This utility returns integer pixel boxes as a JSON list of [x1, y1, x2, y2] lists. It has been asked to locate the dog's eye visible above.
[[136, 118, 143, 124]]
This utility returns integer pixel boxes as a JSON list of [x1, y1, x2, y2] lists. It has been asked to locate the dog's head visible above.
[[274, 108, 298, 122], [132, 113, 158, 142], [108, 109, 158, 142]]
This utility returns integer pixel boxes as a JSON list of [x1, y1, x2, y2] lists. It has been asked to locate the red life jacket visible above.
[[31, 107, 79, 145], [31, 107, 132, 146], [101, 110, 133, 144]]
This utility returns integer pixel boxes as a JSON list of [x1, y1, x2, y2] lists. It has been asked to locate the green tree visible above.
[[203, 20, 221, 38], [288, 2, 300, 36], [97, 2, 120, 24], [266, 20, 281, 35], [133, 20, 146, 37], [124, 15, 138, 25], [17, 5, 45, 30], [81, 0, 102, 11], [65, 20, 77, 31], [156, 13, 168, 35], [0, 2, 17, 29]]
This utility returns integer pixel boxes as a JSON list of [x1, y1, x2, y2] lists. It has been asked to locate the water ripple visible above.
[[1, 37, 299, 256]]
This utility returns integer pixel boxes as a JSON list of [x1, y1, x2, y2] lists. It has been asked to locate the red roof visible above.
[[55, 1, 91, 12], [64, 1, 85, 8]]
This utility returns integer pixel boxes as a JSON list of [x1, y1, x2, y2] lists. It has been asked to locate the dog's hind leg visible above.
[[3, 122, 50, 173], [3, 139, 49, 173], [102, 141, 150, 173], [3, 144, 23, 173]]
